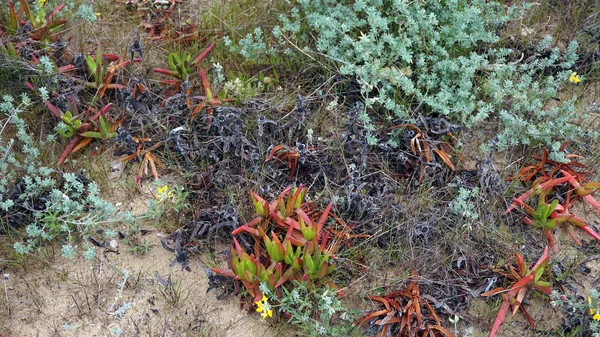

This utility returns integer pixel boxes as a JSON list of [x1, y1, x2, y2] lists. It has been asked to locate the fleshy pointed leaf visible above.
[[193, 42, 216, 66]]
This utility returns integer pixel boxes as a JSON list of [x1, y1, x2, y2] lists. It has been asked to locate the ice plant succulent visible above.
[[119, 138, 164, 184], [507, 146, 593, 184], [213, 186, 357, 303], [484, 247, 552, 337], [265, 145, 302, 180], [6, 0, 67, 41], [506, 148, 600, 249], [44, 99, 117, 166], [516, 183, 572, 251]]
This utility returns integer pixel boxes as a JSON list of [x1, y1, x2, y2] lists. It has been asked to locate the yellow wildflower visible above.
[[39, 0, 46, 7], [156, 185, 173, 202], [255, 295, 273, 319], [594, 313, 600, 321], [569, 72, 581, 83]]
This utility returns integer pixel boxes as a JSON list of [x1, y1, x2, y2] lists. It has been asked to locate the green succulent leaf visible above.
[[80, 131, 102, 139], [98, 116, 109, 133], [168, 53, 177, 71], [85, 56, 97, 76]]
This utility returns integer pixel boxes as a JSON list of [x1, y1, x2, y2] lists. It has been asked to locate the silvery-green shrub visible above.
[[227, 0, 597, 159], [0, 95, 129, 258]]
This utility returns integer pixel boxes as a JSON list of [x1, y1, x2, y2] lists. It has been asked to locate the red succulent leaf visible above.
[[211, 268, 236, 278], [44, 100, 63, 118], [57, 136, 80, 166], [193, 42, 216, 66]]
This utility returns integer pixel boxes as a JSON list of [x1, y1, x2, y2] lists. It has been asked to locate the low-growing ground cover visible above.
[[1, 0, 600, 336]]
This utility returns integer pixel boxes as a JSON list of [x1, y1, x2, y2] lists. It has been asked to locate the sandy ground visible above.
[[1, 230, 294, 337], [0, 171, 293, 337]]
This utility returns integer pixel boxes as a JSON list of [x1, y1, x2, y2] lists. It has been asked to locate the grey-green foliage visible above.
[[224, 27, 275, 60], [108, 270, 131, 319], [260, 281, 356, 336], [449, 187, 479, 230], [0, 95, 126, 258], [228, 0, 596, 159], [75, 4, 98, 23], [551, 289, 600, 336]]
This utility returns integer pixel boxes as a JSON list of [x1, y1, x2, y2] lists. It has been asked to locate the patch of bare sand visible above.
[[0, 171, 291, 337], [1, 232, 295, 337]]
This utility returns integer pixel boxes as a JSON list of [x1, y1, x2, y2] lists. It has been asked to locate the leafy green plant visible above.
[[85, 46, 106, 88], [212, 186, 346, 302], [506, 172, 600, 251], [146, 183, 189, 228], [72, 45, 135, 99], [45, 100, 117, 165], [515, 179, 573, 251], [5, 0, 67, 42], [80, 116, 118, 140], [154, 42, 216, 82], [0, 40, 18, 57], [56, 110, 83, 139], [153, 43, 224, 122], [154, 51, 193, 80]]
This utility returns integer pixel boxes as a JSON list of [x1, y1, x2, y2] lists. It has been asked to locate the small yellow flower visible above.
[[39, 0, 46, 7], [569, 72, 581, 83], [156, 185, 173, 203], [594, 313, 600, 321], [255, 295, 273, 319]]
